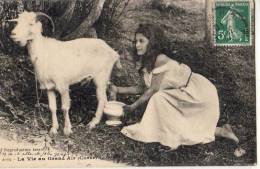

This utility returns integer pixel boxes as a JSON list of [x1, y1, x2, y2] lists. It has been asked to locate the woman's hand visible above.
[[122, 104, 136, 125], [108, 83, 118, 100], [123, 104, 136, 114]]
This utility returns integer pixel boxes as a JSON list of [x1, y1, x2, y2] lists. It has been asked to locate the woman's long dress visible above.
[[121, 60, 220, 149]]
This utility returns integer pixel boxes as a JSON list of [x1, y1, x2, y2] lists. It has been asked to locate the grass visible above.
[[0, 1, 256, 166]]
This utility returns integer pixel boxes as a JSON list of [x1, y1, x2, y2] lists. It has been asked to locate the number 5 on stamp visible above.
[[214, 0, 252, 46]]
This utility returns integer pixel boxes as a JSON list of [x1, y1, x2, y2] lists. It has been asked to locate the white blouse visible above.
[[143, 60, 192, 89]]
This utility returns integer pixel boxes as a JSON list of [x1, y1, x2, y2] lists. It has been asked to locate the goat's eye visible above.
[[29, 23, 33, 26]]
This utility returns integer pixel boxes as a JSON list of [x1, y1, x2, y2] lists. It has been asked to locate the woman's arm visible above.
[[124, 54, 169, 112], [108, 84, 145, 100], [117, 86, 145, 95], [125, 72, 164, 111]]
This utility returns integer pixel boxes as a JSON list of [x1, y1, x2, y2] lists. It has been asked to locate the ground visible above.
[[0, 0, 256, 167]]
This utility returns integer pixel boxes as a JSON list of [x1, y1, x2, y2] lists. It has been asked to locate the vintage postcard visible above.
[[0, 0, 257, 168]]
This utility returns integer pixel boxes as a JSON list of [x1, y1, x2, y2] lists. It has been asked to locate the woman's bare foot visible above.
[[221, 124, 239, 144]]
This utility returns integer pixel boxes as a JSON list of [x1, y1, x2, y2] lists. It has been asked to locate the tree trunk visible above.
[[63, 0, 106, 40], [54, 0, 77, 38], [24, 0, 106, 40], [205, 0, 213, 46]]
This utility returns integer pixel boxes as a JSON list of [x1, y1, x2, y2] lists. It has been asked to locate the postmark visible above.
[[214, 0, 252, 46]]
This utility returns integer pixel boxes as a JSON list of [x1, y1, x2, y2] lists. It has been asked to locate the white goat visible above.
[[10, 11, 121, 136]]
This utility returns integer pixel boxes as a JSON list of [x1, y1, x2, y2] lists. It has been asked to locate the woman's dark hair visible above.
[[133, 23, 170, 73]]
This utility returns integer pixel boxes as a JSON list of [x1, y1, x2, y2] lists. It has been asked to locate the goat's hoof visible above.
[[87, 118, 100, 130], [87, 122, 97, 130], [63, 127, 73, 137], [49, 127, 58, 137]]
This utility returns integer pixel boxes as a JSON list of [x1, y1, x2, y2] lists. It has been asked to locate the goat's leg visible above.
[[60, 89, 72, 136], [47, 90, 58, 136], [88, 80, 107, 129]]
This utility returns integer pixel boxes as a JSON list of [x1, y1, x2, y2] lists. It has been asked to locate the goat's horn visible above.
[[35, 12, 55, 34], [4, 19, 18, 22]]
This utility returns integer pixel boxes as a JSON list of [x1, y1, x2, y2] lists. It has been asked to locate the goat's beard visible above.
[[12, 39, 28, 47], [18, 41, 27, 47], [11, 35, 30, 47]]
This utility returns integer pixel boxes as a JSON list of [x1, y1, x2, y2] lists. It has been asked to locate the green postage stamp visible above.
[[214, 0, 252, 46]]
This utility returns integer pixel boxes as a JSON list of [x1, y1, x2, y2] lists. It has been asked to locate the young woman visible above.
[[109, 24, 239, 150]]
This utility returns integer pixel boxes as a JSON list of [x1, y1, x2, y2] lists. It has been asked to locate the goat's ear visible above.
[[36, 15, 53, 36], [32, 21, 43, 34]]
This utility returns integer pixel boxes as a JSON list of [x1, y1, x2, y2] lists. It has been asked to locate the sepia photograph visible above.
[[0, 0, 256, 167]]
